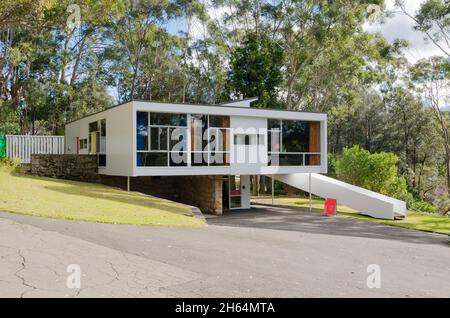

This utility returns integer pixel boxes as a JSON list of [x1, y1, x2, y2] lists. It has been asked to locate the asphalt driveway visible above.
[[0, 204, 449, 297]]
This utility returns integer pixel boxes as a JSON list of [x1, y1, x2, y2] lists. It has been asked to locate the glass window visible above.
[[137, 152, 168, 167], [137, 112, 148, 151], [282, 120, 309, 153], [150, 127, 168, 151], [234, 134, 258, 145], [209, 152, 230, 166], [100, 119, 106, 136], [169, 127, 187, 152], [268, 119, 281, 130], [209, 115, 230, 128], [268, 130, 280, 152], [98, 154, 106, 167], [267, 119, 321, 166], [191, 114, 209, 150], [89, 121, 98, 133], [191, 152, 208, 166], [169, 152, 188, 167], [150, 113, 187, 126]]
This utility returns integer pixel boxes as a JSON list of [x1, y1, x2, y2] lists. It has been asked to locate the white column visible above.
[[309, 173, 312, 212], [271, 175, 274, 206]]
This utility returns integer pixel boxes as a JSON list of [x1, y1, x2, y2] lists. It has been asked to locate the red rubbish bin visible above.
[[324, 198, 337, 216]]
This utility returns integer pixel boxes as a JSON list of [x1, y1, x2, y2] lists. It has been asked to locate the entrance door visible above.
[[229, 175, 241, 209], [228, 175, 251, 210]]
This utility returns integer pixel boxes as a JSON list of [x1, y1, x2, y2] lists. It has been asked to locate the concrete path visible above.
[[0, 205, 449, 297]]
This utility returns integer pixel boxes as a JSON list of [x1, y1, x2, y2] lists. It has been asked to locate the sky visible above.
[[364, 0, 446, 63]]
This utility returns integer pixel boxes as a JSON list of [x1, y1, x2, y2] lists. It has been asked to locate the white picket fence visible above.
[[5, 135, 65, 164]]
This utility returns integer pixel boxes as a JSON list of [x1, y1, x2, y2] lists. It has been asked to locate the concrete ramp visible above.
[[271, 173, 407, 220]]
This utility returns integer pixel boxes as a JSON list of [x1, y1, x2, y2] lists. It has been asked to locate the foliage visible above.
[[410, 200, 436, 213], [227, 32, 284, 108], [0, 157, 21, 168], [335, 146, 413, 203]]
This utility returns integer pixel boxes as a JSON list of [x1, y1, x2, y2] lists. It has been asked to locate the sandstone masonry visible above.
[[30, 154, 99, 182]]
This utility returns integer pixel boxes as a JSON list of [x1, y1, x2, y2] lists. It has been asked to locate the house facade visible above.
[[65, 98, 327, 213]]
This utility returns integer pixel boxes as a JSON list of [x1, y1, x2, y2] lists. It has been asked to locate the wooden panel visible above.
[[309, 122, 321, 165]]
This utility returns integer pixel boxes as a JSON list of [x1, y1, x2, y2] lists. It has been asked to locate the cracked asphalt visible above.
[[0, 217, 200, 297], [0, 205, 450, 298]]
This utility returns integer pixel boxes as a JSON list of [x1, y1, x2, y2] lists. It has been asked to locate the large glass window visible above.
[[137, 111, 190, 167], [136, 111, 230, 167], [190, 114, 230, 166], [268, 119, 320, 167]]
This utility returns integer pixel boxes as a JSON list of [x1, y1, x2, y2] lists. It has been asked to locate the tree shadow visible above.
[[208, 203, 449, 246]]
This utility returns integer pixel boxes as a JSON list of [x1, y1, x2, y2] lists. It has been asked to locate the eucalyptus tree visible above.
[[410, 56, 450, 194]]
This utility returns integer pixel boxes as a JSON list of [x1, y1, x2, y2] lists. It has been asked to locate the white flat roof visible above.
[[66, 100, 327, 125]]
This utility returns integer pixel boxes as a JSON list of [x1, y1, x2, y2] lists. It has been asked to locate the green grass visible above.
[[253, 196, 450, 235], [0, 167, 205, 227]]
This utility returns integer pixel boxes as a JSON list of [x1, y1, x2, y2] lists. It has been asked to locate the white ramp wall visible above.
[[271, 173, 407, 220]]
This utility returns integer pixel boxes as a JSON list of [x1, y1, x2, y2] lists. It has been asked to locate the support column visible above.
[[271, 175, 274, 206], [309, 173, 312, 212]]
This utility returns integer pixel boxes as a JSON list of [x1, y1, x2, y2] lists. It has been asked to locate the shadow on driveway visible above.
[[207, 203, 449, 246]]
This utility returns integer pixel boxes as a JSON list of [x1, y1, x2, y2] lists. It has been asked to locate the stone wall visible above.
[[99, 175, 223, 215], [30, 154, 99, 182]]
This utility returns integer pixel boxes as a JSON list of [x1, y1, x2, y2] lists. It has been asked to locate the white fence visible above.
[[6, 135, 65, 164]]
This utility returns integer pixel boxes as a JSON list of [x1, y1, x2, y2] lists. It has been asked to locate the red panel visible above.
[[230, 190, 241, 196]]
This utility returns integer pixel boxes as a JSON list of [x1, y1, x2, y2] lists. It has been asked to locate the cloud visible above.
[[364, 0, 446, 63]]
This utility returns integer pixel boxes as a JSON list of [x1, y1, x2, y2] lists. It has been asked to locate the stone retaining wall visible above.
[[30, 154, 99, 182], [100, 175, 223, 215]]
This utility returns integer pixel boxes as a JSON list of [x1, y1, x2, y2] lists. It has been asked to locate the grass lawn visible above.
[[253, 196, 450, 235], [0, 167, 205, 227]]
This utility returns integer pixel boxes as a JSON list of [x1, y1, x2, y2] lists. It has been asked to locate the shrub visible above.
[[327, 153, 337, 178], [410, 200, 436, 213], [335, 145, 414, 205], [0, 157, 21, 169]]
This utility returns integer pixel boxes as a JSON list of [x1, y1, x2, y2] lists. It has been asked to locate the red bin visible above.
[[324, 198, 337, 216]]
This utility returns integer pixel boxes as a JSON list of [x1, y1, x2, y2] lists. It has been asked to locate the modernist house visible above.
[[65, 98, 406, 219]]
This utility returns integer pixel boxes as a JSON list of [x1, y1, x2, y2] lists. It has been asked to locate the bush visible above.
[[327, 153, 337, 178], [0, 157, 21, 168], [410, 200, 436, 213], [335, 145, 414, 205]]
